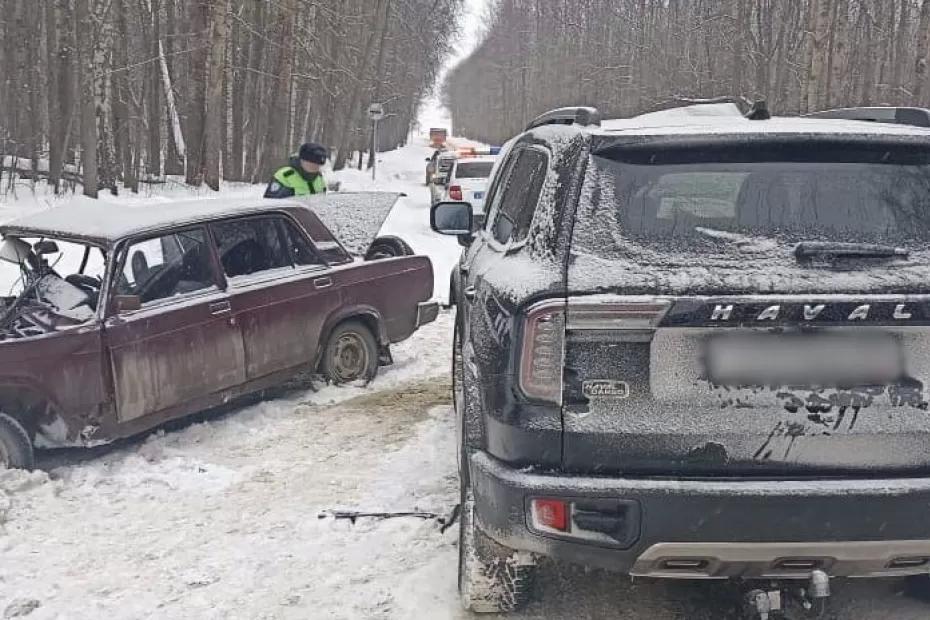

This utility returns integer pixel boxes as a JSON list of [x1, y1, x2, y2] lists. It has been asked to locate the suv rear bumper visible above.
[[469, 451, 930, 579]]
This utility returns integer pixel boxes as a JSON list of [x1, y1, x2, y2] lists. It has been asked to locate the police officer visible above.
[[264, 142, 328, 198]]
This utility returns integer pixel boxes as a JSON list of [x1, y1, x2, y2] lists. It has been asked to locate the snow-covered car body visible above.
[[0, 193, 436, 453], [440, 156, 496, 216], [432, 103, 930, 611]]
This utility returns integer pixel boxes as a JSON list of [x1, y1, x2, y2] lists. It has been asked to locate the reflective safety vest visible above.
[[272, 166, 326, 195]]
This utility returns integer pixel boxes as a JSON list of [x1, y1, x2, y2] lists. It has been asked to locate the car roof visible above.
[[0, 192, 397, 247], [593, 103, 930, 138]]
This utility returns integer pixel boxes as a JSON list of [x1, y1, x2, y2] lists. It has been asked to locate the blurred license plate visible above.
[[473, 192, 484, 200], [705, 333, 903, 386]]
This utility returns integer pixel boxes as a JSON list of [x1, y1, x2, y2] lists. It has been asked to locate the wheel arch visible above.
[[0, 381, 59, 438], [317, 305, 388, 365]]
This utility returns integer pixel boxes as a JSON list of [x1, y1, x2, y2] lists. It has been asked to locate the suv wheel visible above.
[[321, 321, 379, 384], [458, 484, 536, 613], [0, 413, 34, 470]]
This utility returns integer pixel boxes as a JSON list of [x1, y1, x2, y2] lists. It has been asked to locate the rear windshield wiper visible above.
[[794, 242, 909, 262]]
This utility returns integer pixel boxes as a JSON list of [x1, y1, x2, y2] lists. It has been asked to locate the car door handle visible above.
[[463, 286, 476, 301], [210, 301, 232, 316], [314, 276, 333, 289]]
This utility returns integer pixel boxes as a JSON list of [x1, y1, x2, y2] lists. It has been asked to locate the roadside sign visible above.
[[368, 103, 385, 121]]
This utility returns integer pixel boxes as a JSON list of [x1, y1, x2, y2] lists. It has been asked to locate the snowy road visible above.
[[3, 141, 930, 618]]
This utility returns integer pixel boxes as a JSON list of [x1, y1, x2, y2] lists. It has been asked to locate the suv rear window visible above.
[[584, 144, 930, 256], [455, 162, 494, 179]]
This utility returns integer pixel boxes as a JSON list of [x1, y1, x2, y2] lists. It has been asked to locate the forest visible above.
[[0, 0, 463, 196], [446, 0, 930, 144]]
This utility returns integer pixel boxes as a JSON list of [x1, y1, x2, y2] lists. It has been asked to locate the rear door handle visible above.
[[209, 301, 231, 316], [463, 286, 476, 301], [314, 276, 333, 289]]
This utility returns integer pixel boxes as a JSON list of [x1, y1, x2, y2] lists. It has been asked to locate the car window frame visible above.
[[108, 225, 224, 316], [480, 150, 521, 247], [485, 145, 551, 253], [210, 213, 328, 287], [274, 215, 330, 273]]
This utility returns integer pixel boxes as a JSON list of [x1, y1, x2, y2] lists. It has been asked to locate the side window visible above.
[[491, 149, 548, 245], [212, 217, 291, 279], [279, 218, 324, 267], [116, 228, 215, 304], [481, 153, 519, 231], [300, 213, 352, 264]]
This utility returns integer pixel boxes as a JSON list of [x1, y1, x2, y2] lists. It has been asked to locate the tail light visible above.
[[518, 300, 566, 404], [530, 498, 568, 532], [449, 185, 463, 201]]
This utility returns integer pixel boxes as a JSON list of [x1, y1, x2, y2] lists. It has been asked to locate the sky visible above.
[[416, 0, 491, 132]]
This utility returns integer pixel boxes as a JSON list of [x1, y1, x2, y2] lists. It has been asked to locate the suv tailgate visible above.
[[563, 139, 930, 476]]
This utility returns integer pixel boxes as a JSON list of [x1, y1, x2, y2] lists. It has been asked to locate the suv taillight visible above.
[[449, 185, 463, 201], [519, 301, 566, 404]]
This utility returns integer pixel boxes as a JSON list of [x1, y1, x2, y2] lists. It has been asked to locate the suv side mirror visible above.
[[33, 240, 60, 256], [431, 202, 474, 241], [114, 294, 142, 313], [431, 174, 446, 186]]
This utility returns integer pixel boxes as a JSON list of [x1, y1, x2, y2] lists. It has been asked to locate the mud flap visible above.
[[378, 345, 393, 367]]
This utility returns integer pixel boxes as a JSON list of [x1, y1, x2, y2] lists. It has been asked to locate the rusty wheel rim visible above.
[[332, 332, 368, 382]]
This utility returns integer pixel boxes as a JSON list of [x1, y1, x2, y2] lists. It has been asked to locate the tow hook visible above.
[[800, 570, 831, 614]]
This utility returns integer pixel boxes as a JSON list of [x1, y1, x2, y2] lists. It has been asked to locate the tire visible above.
[[321, 321, 379, 384], [453, 321, 467, 481], [458, 483, 536, 613], [0, 412, 34, 470], [364, 236, 414, 261]]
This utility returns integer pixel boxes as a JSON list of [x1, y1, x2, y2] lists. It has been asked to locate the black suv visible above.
[[431, 103, 930, 614]]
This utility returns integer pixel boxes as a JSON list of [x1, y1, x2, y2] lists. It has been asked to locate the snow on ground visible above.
[[3, 134, 930, 619]]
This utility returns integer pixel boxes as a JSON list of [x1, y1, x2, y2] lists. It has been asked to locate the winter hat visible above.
[[299, 142, 328, 165]]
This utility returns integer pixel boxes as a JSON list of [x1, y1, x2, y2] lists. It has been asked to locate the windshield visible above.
[[455, 161, 494, 179], [0, 236, 106, 298], [587, 145, 930, 255]]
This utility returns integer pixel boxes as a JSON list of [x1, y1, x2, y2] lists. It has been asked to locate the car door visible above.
[[211, 214, 340, 381], [460, 147, 550, 332], [104, 227, 247, 423]]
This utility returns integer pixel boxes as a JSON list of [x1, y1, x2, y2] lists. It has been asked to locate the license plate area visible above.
[[704, 331, 905, 387]]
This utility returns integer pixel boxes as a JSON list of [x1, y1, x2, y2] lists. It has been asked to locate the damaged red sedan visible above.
[[0, 193, 436, 469]]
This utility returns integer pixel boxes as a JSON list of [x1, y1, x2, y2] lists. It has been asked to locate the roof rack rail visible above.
[[647, 96, 753, 115], [525, 107, 601, 132], [804, 106, 930, 128]]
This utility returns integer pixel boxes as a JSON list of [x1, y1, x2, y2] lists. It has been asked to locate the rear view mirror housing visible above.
[[33, 240, 60, 256], [431, 202, 474, 243]]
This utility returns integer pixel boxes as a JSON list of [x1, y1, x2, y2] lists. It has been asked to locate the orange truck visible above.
[[429, 128, 448, 148]]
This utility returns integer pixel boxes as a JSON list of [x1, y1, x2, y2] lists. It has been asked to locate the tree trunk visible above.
[[258, 0, 297, 180], [204, 0, 230, 191], [75, 0, 98, 198], [807, 0, 833, 112], [914, 0, 930, 103]]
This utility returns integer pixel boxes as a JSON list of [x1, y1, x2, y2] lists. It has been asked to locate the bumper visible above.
[[469, 451, 930, 579], [415, 301, 439, 328]]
